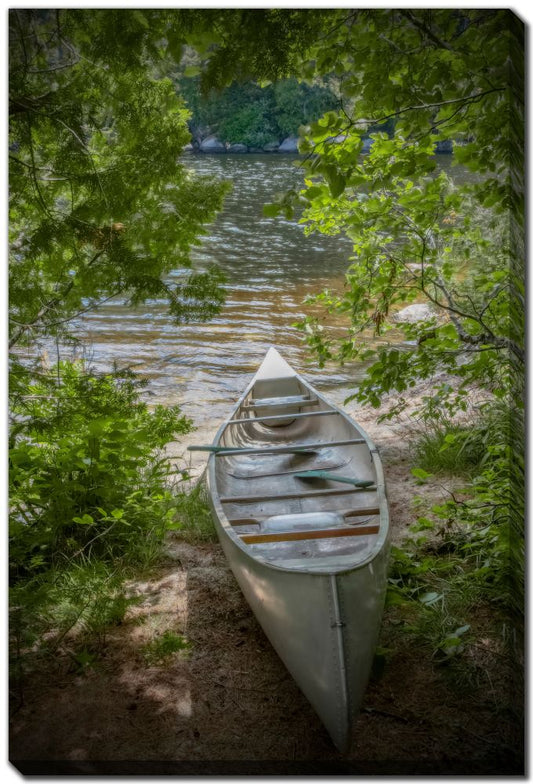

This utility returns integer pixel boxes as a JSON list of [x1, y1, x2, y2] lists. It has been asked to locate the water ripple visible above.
[[75, 156, 362, 431]]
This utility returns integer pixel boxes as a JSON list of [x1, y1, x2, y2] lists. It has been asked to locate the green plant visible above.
[[9, 360, 191, 578], [142, 630, 191, 665], [385, 414, 514, 665], [413, 394, 512, 475], [9, 559, 139, 705], [173, 484, 217, 543], [415, 421, 485, 476], [218, 96, 278, 148]]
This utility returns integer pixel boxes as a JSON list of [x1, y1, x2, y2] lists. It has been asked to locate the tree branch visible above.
[[400, 10, 454, 51], [9, 249, 106, 349], [346, 88, 506, 130]]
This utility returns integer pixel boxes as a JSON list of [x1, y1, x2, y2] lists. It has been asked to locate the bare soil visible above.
[[9, 382, 523, 775]]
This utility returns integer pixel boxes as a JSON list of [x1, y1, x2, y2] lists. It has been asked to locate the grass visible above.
[[385, 396, 520, 705], [414, 422, 487, 475], [414, 399, 510, 476], [141, 630, 191, 665], [173, 484, 217, 543]]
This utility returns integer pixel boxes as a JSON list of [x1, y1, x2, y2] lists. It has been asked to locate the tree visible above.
[[193, 9, 523, 387], [191, 8, 525, 640], [9, 9, 230, 351], [8, 9, 233, 662]]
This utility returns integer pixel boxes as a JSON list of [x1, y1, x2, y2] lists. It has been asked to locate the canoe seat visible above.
[[239, 524, 380, 545], [261, 511, 344, 534]]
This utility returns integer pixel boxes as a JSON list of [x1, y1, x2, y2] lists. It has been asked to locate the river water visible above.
[[76, 153, 459, 447]]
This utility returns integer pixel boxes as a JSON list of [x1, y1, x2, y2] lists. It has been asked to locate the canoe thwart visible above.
[[190, 437, 365, 457], [221, 486, 376, 503]]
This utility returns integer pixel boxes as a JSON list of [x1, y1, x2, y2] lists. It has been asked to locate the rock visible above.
[[226, 143, 248, 153], [278, 136, 299, 153], [393, 304, 436, 323], [182, 143, 195, 153], [199, 136, 226, 153], [262, 141, 280, 152]]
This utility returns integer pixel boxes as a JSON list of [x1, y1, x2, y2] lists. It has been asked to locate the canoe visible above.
[[194, 347, 389, 752]]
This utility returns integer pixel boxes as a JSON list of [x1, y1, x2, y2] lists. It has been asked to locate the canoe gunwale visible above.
[[205, 354, 389, 577]]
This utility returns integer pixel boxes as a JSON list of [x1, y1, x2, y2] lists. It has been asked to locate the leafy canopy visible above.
[[202, 9, 524, 403], [9, 9, 230, 350], [189, 9, 524, 640]]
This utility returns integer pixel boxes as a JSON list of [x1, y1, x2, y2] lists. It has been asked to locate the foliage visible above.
[[8, 10, 235, 685], [413, 397, 509, 476], [194, 9, 524, 628], [220, 95, 278, 149], [9, 560, 138, 696], [9, 360, 190, 579], [385, 442, 512, 659], [189, 9, 328, 94], [179, 75, 339, 147], [173, 484, 217, 543], [382, 393, 516, 676], [9, 9, 230, 350], [9, 358, 191, 693]]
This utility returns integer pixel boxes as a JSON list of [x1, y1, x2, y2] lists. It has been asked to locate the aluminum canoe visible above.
[[201, 347, 390, 752]]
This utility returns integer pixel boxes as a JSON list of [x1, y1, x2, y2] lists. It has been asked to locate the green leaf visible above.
[[72, 514, 94, 526], [411, 468, 433, 482], [184, 65, 202, 77], [322, 164, 346, 198], [385, 586, 407, 607], [263, 203, 283, 218]]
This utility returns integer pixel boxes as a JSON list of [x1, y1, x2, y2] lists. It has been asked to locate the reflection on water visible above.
[[76, 154, 464, 436]]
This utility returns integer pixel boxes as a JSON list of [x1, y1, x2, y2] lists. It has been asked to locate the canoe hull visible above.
[[207, 506, 389, 751], [203, 347, 390, 752]]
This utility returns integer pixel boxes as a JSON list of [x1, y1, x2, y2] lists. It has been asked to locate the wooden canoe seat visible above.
[[240, 524, 380, 545], [236, 510, 380, 544]]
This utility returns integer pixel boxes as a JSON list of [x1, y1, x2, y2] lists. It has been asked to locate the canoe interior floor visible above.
[[214, 386, 381, 567]]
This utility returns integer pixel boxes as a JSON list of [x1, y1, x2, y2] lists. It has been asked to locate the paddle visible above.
[[294, 470, 375, 488], [187, 445, 318, 455]]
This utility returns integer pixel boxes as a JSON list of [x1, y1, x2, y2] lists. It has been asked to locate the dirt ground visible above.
[[9, 381, 523, 775]]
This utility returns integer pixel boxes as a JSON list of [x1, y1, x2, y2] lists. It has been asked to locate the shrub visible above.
[[9, 359, 192, 579]]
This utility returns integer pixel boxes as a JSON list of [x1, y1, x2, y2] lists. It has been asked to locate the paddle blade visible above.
[[294, 470, 375, 487]]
